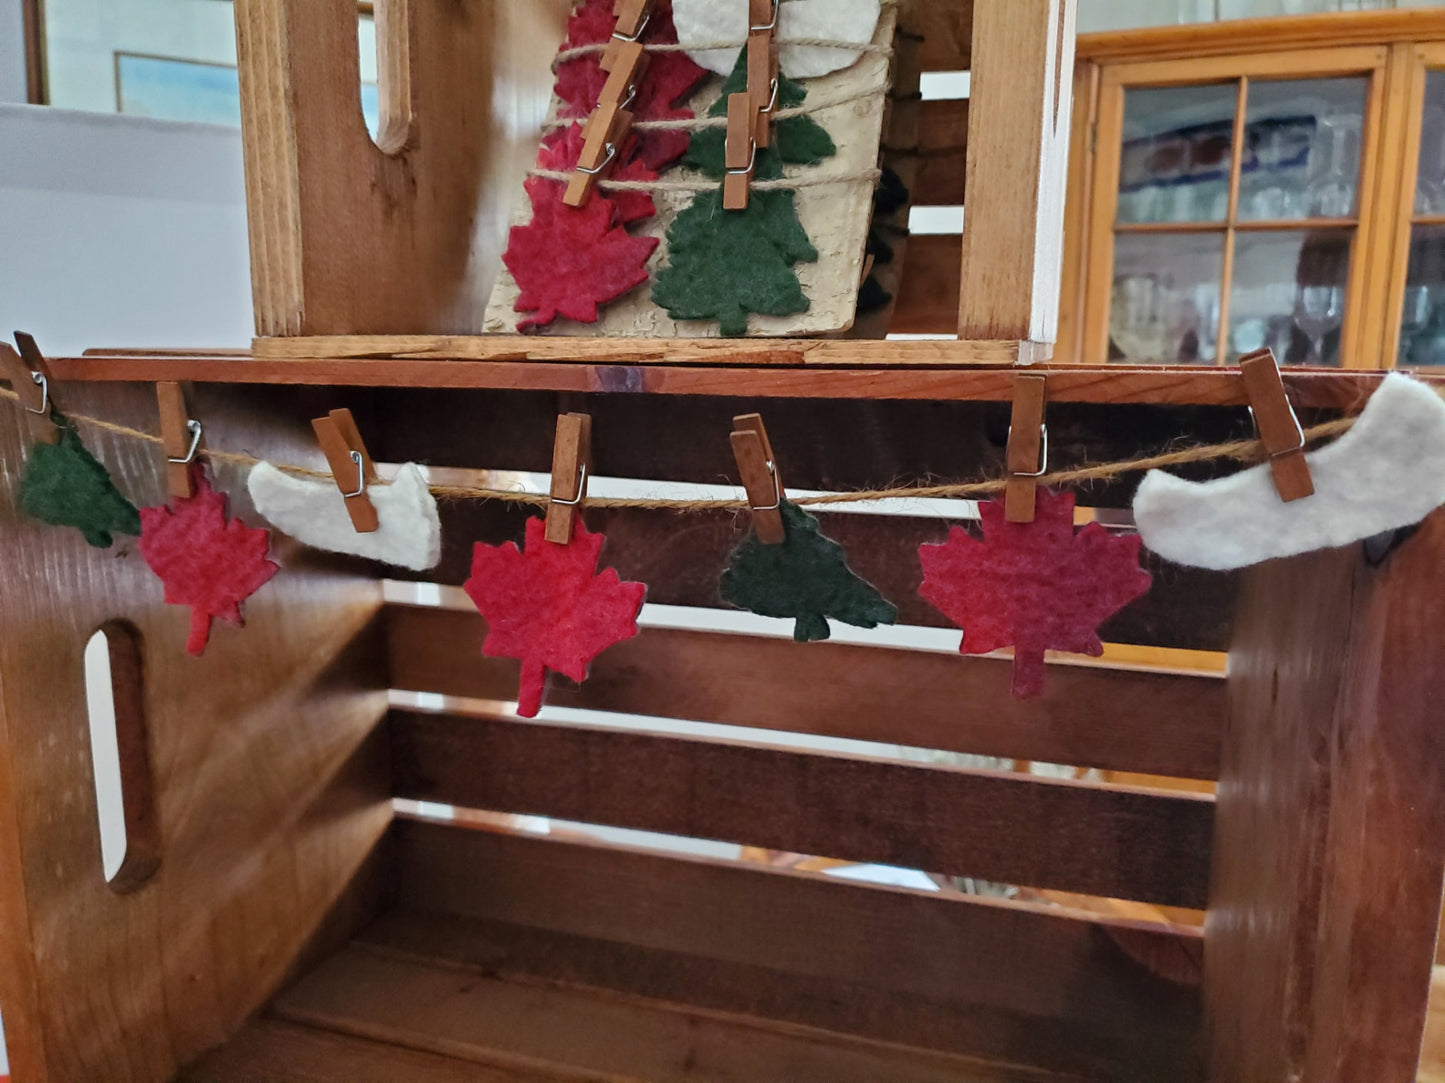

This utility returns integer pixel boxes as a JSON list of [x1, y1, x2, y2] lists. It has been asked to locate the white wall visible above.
[[0, 0, 27, 103], [0, 104, 252, 353]]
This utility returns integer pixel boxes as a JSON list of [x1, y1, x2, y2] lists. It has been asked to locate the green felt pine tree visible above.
[[20, 419, 141, 548], [653, 57, 836, 336], [720, 500, 897, 642]]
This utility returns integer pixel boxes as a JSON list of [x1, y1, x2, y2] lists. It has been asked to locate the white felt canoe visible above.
[[248, 461, 442, 572], [1134, 373, 1445, 570]]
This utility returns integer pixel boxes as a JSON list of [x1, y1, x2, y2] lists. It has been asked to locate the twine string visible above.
[[553, 37, 894, 70], [527, 166, 882, 193], [545, 84, 885, 133], [0, 383, 1360, 512]]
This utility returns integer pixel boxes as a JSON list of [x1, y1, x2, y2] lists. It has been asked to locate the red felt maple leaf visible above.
[[503, 176, 659, 331], [464, 515, 647, 718], [538, 124, 659, 224], [918, 489, 1152, 699], [554, 0, 707, 170], [139, 463, 279, 656]]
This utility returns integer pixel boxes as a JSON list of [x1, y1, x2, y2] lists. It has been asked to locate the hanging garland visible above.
[[8, 377, 1443, 704]]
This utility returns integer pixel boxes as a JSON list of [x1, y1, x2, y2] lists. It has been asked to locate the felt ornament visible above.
[[653, 58, 830, 335], [504, 176, 660, 331], [464, 516, 647, 718], [673, 0, 883, 78], [918, 490, 1152, 699], [652, 188, 816, 335], [19, 420, 141, 548], [140, 463, 279, 656], [1134, 373, 1445, 571], [720, 500, 896, 642], [554, 0, 709, 171], [538, 124, 659, 226], [683, 55, 836, 177], [247, 461, 441, 572]]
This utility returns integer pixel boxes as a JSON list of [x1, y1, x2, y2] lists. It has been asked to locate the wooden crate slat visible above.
[[914, 0, 975, 72], [1205, 510, 1445, 1082], [389, 709, 1215, 907], [178, 1018, 557, 1083], [894, 234, 963, 334], [911, 99, 970, 205], [387, 605, 1225, 779], [271, 940, 1027, 1083], [398, 502, 1236, 653], [383, 819, 1203, 1081], [48, 356, 1426, 410]]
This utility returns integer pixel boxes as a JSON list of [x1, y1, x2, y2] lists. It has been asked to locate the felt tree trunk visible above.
[[720, 500, 896, 642]]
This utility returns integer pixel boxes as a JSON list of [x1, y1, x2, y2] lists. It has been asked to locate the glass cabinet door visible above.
[[1091, 64, 1377, 366], [1398, 68, 1445, 367]]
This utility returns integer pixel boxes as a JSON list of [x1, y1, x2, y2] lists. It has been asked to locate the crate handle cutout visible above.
[[83, 622, 160, 893], [369, 0, 415, 155]]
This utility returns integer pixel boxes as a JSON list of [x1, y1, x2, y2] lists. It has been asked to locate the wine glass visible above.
[[1293, 284, 1345, 365], [1306, 114, 1360, 218], [1246, 125, 1301, 220], [1111, 274, 1165, 361], [1415, 105, 1445, 216]]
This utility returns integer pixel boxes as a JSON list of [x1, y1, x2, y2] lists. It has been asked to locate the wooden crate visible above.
[[235, 0, 1075, 363], [0, 357, 1437, 1081], [1, 1, 1442, 1080]]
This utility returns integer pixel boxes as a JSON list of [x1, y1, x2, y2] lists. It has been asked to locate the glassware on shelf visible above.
[[1229, 230, 1350, 365], [1305, 113, 1362, 218], [1400, 227, 1445, 366], [1110, 233, 1226, 363], [1243, 123, 1305, 220], [1415, 77, 1445, 216], [1293, 284, 1345, 364], [1119, 84, 1237, 225]]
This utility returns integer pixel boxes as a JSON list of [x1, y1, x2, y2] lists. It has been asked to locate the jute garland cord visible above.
[[543, 84, 885, 133], [527, 166, 883, 193], [0, 383, 1361, 512], [552, 37, 896, 69]]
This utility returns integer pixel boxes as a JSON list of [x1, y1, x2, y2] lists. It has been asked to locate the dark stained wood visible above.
[[894, 234, 963, 334], [389, 708, 1215, 907], [398, 502, 1236, 652], [273, 940, 1034, 1083], [387, 604, 1226, 779], [178, 1018, 557, 1083], [49, 355, 1430, 409], [914, 0, 974, 71], [911, 99, 970, 206], [1205, 513, 1445, 1082], [22, 0, 45, 104], [96, 620, 161, 894], [375, 819, 1204, 1080], [0, 383, 393, 1082]]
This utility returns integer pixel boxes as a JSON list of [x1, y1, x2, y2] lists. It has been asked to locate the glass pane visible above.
[[1416, 72, 1445, 216], [1239, 77, 1367, 222], [1399, 226, 1445, 366], [1118, 84, 1237, 225], [1109, 233, 1225, 363], [1229, 230, 1351, 365]]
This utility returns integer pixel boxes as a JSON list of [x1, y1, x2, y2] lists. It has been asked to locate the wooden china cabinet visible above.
[[1058, 9, 1445, 369]]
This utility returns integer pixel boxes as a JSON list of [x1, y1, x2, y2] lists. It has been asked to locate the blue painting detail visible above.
[[116, 53, 380, 135]]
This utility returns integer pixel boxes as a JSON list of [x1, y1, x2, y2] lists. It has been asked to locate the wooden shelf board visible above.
[[43, 352, 1441, 408], [250, 334, 1051, 366]]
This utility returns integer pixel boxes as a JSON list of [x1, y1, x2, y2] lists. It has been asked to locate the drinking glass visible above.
[[1293, 284, 1345, 364], [1306, 114, 1361, 218]]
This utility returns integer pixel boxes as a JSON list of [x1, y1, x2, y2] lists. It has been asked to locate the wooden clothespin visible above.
[[603, 0, 653, 71], [1239, 348, 1314, 503], [546, 413, 593, 544], [747, 0, 779, 148], [723, 93, 758, 210], [312, 408, 379, 533], [565, 39, 645, 207], [1005, 374, 1048, 523], [156, 382, 203, 498], [731, 413, 785, 544], [0, 332, 58, 444]]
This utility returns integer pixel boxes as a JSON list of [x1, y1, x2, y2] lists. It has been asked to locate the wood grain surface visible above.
[[390, 708, 1215, 907]]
